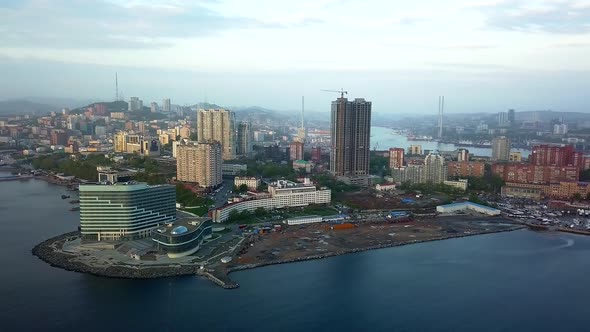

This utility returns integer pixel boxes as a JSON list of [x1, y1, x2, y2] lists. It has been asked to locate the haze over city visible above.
[[1, 0, 590, 113], [7, 1, 590, 331]]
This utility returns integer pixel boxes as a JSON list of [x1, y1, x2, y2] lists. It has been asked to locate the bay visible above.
[[371, 126, 531, 158], [1, 175, 589, 331]]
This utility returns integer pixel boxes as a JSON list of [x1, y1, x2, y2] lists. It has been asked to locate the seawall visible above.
[[33, 226, 525, 289]]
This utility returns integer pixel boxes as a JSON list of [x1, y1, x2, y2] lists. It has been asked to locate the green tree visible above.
[[228, 210, 240, 222], [369, 153, 389, 175], [254, 207, 267, 217], [238, 183, 249, 193]]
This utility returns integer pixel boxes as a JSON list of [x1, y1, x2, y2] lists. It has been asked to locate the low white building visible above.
[[284, 215, 323, 225], [436, 202, 500, 216], [375, 183, 396, 191], [234, 177, 260, 190], [212, 179, 331, 222], [443, 179, 468, 191]]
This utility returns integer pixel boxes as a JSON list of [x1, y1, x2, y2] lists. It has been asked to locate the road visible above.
[[210, 178, 234, 209]]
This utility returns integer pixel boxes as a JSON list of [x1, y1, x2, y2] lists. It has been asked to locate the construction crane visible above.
[[321, 88, 348, 98]]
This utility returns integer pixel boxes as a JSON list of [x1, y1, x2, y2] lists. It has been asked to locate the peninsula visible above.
[[33, 215, 524, 289]]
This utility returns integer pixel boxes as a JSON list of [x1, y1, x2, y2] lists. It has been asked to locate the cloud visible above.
[[552, 41, 590, 47], [0, 0, 321, 49], [428, 62, 514, 71], [467, 0, 590, 34], [392, 43, 497, 50], [461, 0, 511, 9]]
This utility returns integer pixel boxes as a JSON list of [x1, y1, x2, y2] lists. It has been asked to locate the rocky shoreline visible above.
[[226, 226, 525, 276], [32, 225, 525, 289], [32, 231, 212, 281]]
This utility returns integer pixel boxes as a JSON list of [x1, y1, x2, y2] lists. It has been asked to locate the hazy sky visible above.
[[1, 0, 590, 114]]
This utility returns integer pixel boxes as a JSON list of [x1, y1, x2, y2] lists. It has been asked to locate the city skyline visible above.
[[1, 0, 590, 113]]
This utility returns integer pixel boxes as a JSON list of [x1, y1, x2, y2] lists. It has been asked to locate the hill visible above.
[[0, 99, 59, 115], [191, 102, 224, 109]]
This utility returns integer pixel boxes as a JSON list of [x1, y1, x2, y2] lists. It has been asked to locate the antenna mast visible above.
[[115, 72, 119, 101], [301, 96, 305, 128], [438, 96, 444, 139]]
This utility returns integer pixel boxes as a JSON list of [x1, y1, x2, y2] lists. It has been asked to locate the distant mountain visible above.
[[71, 100, 128, 114], [232, 106, 292, 123], [0, 99, 59, 115], [384, 110, 590, 124], [22, 97, 96, 109], [190, 102, 224, 109], [515, 111, 590, 123]]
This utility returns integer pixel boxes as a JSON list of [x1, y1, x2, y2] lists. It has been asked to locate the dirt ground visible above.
[[228, 216, 521, 267], [337, 190, 444, 210]]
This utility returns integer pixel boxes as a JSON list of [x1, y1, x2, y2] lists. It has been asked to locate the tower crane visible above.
[[320, 88, 348, 98]]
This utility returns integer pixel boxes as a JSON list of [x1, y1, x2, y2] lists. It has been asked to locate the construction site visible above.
[[218, 215, 524, 280], [337, 189, 448, 211]]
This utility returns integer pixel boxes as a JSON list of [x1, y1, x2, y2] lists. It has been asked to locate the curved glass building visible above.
[[151, 217, 213, 258], [79, 182, 176, 241]]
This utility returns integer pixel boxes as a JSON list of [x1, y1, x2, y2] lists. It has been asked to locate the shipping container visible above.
[[331, 223, 355, 230]]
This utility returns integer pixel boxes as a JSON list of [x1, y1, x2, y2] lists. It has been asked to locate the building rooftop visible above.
[[154, 217, 212, 237], [286, 215, 322, 221], [79, 181, 172, 192], [438, 202, 499, 212]]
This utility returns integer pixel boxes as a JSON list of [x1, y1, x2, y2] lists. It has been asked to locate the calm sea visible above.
[[371, 126, 531, 158], [1, 176, 589, 331]]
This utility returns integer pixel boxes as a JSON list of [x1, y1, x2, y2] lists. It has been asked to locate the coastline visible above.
[[32, 224, 525, 289], [224, 226, 525, 277]]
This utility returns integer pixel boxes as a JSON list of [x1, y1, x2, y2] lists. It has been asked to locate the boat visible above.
[[69, 199, 80, 204], [61, 194, 70, 199], [69, 206, 80, 211], [523, 222, 550, 231], [0, 175, 33, 182]]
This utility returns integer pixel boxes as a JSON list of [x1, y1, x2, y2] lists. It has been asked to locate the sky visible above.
[[1, 0, 590, 114]]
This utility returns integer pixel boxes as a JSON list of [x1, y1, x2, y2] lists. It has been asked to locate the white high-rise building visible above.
[[423, 153, 447, 184], [197, 109, 236, 160], [553, 124, 568, 135], [67, 115, 79, 130], [162, 98, 171, 113], [492, 136, 511, 161], [128, 97, 143, 112], [176, 140, 222, 188], [498, 112, 509, 127], [150, 102, 158, 113]]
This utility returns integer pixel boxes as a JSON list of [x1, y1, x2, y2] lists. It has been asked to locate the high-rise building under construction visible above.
[[330, 97, 372, 186]]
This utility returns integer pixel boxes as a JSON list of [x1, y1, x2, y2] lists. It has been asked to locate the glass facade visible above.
[[151, 219, 213, 255], [79, 183, 176, 241]]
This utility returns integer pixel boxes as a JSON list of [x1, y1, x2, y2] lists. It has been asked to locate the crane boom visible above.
[[320, 88, 348, 98]]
